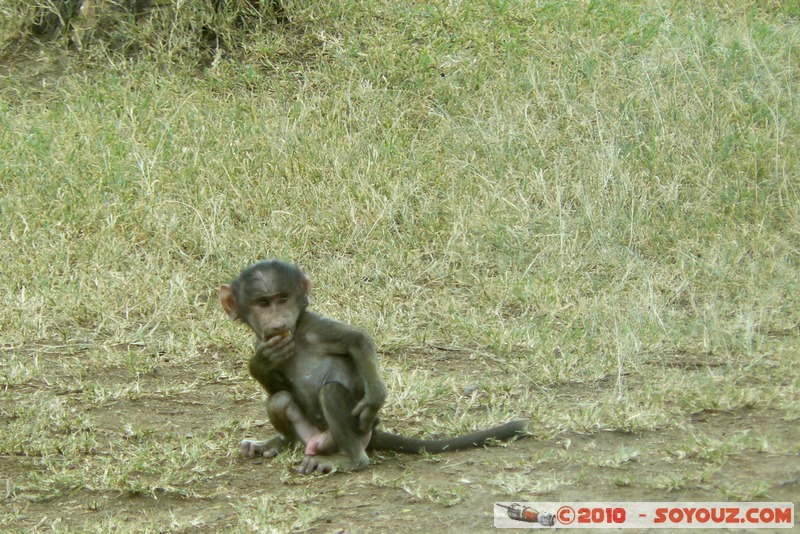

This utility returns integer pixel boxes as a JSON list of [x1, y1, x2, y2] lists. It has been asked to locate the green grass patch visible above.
[[1, 0, 799, 529]]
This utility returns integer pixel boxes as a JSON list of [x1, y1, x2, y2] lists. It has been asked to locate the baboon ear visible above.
[[220, 284, 239, 321], [299, 268, 312, 297]]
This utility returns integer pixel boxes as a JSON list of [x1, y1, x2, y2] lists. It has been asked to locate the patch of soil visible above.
[[2, 348, 798, 532]]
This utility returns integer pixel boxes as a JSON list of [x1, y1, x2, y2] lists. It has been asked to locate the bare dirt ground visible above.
[[3, 348, 798, 533]]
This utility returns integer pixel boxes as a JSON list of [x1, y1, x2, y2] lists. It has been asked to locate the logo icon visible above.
[[496, 503, 556, 526]]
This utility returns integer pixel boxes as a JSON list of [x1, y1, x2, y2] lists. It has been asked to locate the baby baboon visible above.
[[221, 260, 527, 474]]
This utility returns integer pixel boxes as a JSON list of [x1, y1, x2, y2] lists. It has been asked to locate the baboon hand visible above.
[[352, 385, 386, 432], [254, 333, 294, 369]]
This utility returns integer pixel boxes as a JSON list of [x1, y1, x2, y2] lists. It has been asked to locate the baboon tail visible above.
[[367, 419, 528, 454]]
